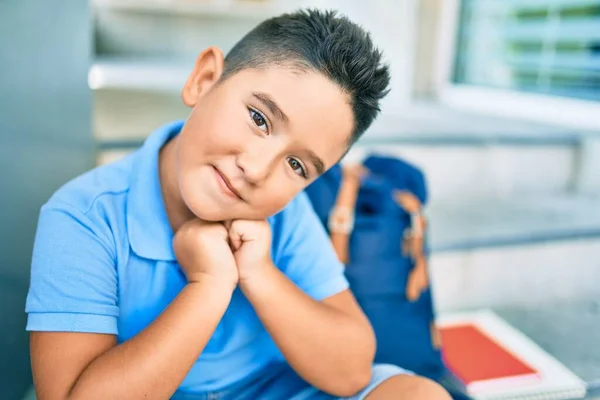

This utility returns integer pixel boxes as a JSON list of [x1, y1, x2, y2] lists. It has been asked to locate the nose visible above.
[[235, 143, 278, 186]]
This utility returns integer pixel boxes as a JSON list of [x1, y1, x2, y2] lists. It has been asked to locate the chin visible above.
[[177, 172, 291, 222], [191, 207, 229, 222], [185, 195, 232, 221], [176, 184, 222, 223]]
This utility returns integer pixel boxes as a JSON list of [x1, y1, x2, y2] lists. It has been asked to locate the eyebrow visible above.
[[307, 151, 326, 176], [252, 92, 289, 124]]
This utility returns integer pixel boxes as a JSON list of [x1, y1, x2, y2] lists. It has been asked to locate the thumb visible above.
[[228, 227, 243, 252]]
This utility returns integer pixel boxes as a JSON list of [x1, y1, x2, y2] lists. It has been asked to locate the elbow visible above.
[[325, 364, 372, 398], [328, 322, 376, 396], [347, 366, 373, 396], [315, 318, 377, 397]]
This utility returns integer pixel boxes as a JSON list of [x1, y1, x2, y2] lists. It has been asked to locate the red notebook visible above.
[[440, 323, 542, 393]]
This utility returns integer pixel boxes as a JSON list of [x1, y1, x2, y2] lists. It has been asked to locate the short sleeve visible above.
[[25, 204, 119, 334], [271, 192, 349, 301]]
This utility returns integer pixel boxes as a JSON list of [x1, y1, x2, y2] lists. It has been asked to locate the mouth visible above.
[[212, 166, 243, 201]]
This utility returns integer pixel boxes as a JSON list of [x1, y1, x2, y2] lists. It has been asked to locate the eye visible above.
[[287, 157, 308, 179], [249, 108, 269, 133]]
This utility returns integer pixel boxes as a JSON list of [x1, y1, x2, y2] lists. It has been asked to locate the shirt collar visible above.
[[127, 120, 185, 261]]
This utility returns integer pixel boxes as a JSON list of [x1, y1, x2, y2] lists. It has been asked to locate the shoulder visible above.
[[40, 154, 138, 250], [47, 155, 133, 213]]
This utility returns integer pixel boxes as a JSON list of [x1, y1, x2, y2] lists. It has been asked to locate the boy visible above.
[[26, 9, 450, 400]]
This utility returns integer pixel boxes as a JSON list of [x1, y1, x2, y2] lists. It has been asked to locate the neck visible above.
[[159, 137, 197, 233]]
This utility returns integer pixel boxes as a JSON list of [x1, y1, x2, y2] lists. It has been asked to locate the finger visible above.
[[228, 229, 243, 251]]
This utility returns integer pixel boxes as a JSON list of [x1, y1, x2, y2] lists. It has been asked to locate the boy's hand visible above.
[[225, 219, 273, 283], [173, 218, 238, 290]]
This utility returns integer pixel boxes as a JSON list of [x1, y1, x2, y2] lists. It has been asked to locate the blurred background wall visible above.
[[0, 1, 94, 398]]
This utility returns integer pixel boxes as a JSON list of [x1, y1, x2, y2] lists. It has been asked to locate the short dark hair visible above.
[[221, 9, 391, 144]]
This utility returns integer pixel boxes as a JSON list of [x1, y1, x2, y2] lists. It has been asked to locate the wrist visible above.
[[187, 273, 237, 295], [182, 281, 234, 315], [238, 260, 277, 294]]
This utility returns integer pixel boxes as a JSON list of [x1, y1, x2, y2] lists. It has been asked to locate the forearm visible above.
[[240, 265, 375, 396], [69, 278, 233, 400]]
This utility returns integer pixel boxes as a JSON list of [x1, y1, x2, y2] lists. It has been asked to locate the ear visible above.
[[181, 46, 225, 107]]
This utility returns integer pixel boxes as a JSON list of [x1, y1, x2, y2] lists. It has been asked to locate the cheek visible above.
[[183, 101, 244, 159], [254, 181, 304, 216]]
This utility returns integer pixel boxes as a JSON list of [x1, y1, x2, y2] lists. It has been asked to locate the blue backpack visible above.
[[304, 154, 445, 380]]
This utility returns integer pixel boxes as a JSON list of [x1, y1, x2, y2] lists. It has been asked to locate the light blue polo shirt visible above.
[[25, 120, 349, 393]]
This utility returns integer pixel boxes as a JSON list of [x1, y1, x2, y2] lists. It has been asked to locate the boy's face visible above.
[[176, 52, 354, 222]]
